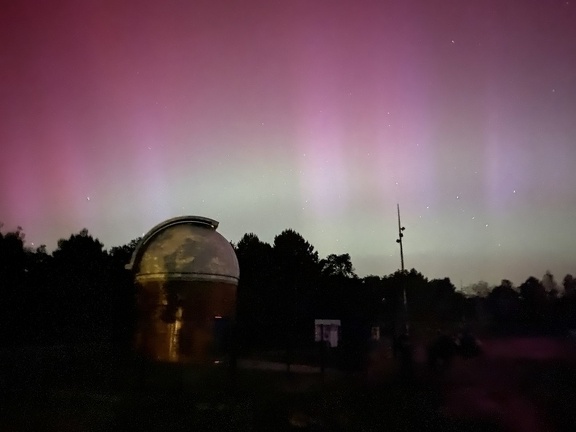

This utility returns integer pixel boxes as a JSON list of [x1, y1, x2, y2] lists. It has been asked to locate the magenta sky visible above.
[[1, 0, 575, 286]]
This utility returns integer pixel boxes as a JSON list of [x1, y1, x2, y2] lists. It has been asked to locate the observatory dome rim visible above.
[[126, 216, 239, 284]]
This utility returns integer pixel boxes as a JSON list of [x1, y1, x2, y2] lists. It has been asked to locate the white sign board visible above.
[[314, 319, 341, 348]]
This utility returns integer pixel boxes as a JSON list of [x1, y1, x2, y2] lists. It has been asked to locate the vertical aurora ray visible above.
[[297, 112, 350, 221], [0, 0, 574, 284]]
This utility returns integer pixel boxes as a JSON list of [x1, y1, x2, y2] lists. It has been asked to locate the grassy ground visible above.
[[0, 344, 441, 432], [0, 366, 444, 432], [440, 355, 576, 432], [1, 339, 576, 431]]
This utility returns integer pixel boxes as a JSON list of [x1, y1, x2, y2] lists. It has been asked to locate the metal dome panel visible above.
[[128, 216, 239, 285]]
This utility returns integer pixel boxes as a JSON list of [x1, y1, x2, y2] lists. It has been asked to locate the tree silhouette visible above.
[[563, 274, 576, 298], [485, 280, 520, 333], [560, 274, 576, 330], [0, 227, 29, 345], [109, 237, 141, 267], [320, 253, 356, 279], [0, 226, 27, 290], [51, 229, 110, 342], [273, 229, 319, 280], [272, 229, 320, 307], [428, 278, 464, 323], [272, 229, 320, 366], [541, 270, 559, 294], [519, 276, 548, 328], [466, 280, 491, 297], [108, 237, 140, 351], [234, 233, 274, 350]]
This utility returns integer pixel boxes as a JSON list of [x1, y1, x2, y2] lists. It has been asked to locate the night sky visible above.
[[1, 0, 575, 286]]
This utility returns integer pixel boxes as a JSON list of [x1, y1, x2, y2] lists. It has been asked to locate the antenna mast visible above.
[[395, 204, 408, 334], [396, 204, 405, 272]]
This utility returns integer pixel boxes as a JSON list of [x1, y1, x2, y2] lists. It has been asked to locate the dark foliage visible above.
[[1, 223, 574, 353], [0, 226, 138, 348]]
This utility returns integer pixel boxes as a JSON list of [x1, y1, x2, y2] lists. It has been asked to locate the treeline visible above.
[[236, 231, 576, 348], [0, 227, 137, 348], [482, 276, 576, 335], [1, 226, 575, 350], [234, 230, 469, 352]]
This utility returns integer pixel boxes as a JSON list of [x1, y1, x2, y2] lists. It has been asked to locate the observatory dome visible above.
[[127, 216, 239, 285]]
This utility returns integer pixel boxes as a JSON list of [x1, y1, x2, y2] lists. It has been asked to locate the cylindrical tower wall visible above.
[[128, 216, 239, 365]]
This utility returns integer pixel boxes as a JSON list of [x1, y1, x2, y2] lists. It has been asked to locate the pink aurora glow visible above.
[[1, 0, 575, 285]]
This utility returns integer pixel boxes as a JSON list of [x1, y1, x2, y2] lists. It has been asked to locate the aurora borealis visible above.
[[1, 0, 575, 286]]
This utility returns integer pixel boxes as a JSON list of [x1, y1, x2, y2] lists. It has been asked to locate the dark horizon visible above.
[[1, 222, 573, 291]]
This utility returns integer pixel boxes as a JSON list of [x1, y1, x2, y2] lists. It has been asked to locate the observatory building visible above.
[[126, 216, 239, 364]]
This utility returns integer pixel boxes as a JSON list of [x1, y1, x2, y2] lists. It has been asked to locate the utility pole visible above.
[[395, 204, 408, 334]]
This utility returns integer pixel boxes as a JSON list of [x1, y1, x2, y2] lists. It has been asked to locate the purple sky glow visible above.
[[1, 0, 575, 286]]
